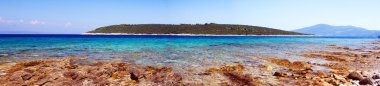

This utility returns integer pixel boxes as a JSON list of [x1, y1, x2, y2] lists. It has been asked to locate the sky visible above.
[[0, 0, 379, 34]]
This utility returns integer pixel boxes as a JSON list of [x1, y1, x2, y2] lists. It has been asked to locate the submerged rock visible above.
[[347, 71, 364, 80], [206, 64, 245, 73], [265, 58, 312, 70], [0, 54, 8, 57], [292, 61, 312, 70], [302, 53, 352, 62]]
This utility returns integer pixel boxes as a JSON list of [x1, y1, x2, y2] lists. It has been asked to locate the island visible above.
[[85, 23, 308, 36]]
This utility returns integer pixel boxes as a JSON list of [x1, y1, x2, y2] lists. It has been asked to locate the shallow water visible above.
[[0, 34, 377, 72]]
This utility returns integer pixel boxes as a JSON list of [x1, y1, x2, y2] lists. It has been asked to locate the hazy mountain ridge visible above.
[[0, 30, 41, 34], [293, 24, 380, 37]]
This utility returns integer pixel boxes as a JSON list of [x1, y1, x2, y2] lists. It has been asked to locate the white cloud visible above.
[[19, 19, 24, 23], [0, 17, 49, 26], [0, 17, 5, 24], [0, 17, 29, 24], [0, 17, 74, 28], [29, 20, 46, 25], [64, 22, 72, 27]]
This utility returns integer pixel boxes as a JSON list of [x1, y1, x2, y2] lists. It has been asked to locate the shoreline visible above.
[[1, 42, 380, 85], [82, 33, 319, 37], [0, 39, 379, 85]]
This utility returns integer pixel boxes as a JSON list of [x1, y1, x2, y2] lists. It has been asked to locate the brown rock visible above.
[[333, 74, 345, 81], [63, 71, 79, 80], [273, 71, 287, 77], [0, 57, 186, 86], [223, 72, 258, 86], [206, 65, 262, 85], [292, 61, 312, 70], [373, 74, 380, 79], [359, 78, 375, 85], [302, 53, 352, 62], [291, 74, 302, 79], [206, 64, 245, 73], [347, 71, 364, 80], [21, 73, 33, 80], [264, 58, 312, 70], [343, 47, 350, 50], [129, 72, 138, 81]]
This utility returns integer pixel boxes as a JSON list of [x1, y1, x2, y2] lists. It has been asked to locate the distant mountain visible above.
[[87, 23, 306, 35], [293, 24, 380, 37]]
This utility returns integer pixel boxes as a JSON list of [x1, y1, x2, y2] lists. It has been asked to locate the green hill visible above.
[[87, 23, 306, 35]]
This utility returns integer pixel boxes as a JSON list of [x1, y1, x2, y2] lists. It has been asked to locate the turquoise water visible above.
[[0, 35, 378, 72]]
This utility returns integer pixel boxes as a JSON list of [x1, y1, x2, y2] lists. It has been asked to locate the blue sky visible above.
[[0, 0, 379, 34]]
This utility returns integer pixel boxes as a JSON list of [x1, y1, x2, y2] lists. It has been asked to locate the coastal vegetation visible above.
[[87, 23, 306, 35]]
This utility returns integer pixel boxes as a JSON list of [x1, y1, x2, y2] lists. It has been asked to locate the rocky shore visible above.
[[265, 41, 380, 86], [0, 41, 380, 85], [0, 57, 183, 86]]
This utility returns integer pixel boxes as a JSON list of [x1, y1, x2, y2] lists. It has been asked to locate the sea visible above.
[[0, 34, 378, 72]]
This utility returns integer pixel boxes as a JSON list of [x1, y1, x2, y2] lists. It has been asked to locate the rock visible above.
[[373, 74, 380, 79], [265, 58, 313, 70], [376, 80, 380, 86], [0, 54, 8, 57], [291, 74, 302, 79], [326, 77, 340, 85], [63, 71, 79, 80], [0, 72, 6, 76], [273, 71, 287, 77], [347, 71, 364, 80], [0, 63, 16, 69], [328, 45, 336, 46], [130, 72, 139, 81], [304, 76, 311, 80], [359, 78, 375, 85], [333, 74, 345, 81], [351, 80, 360, 86], [265, 65, 273, 71], [342, 47, 350, 50], [3, 57, 185, 85], [292, 61, 312, 70], [312, 77, 320, 80], [361, 71, 372, 77], [315, 81, 331, 86]]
